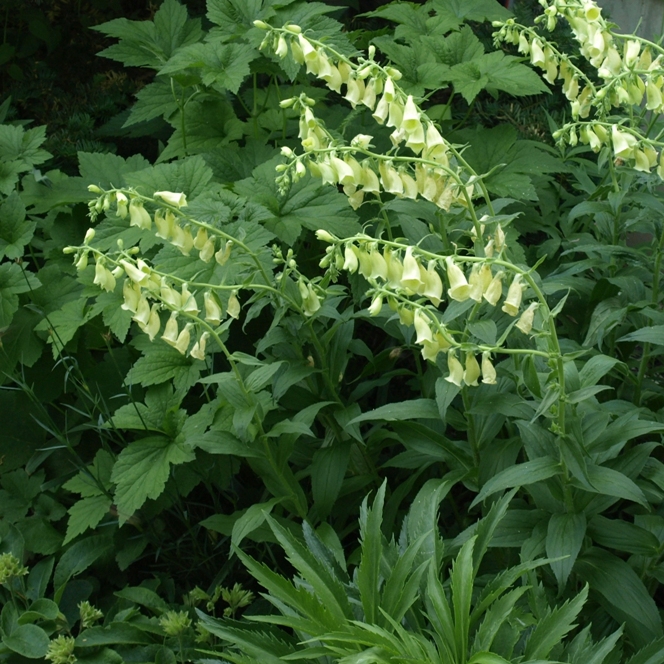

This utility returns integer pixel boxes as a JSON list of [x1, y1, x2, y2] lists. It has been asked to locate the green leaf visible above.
[[161, 42, 258, 94], [311, 442, 351, 518], [34, 298, 93, 358], [157, 98, 244, 163], [588, 515, 660, 556], [231, 497, 282, 548], [367, 3, 460, 41], [2, 624, 49, 658], [0, 262, 40, 327], [124, 78, 178, 127], [234, 161, 361, 245], [76, 623, 153, 647], [577, 548, 663, 647], [78, 151, 150, 190], [357, 481, 387, 624], [471, 457, 561, 507], [451, 537, 475, 661], [619, 326, 664, 345], [126, 336, 202, 392], [524, 585, 588, 660], [433, 0, 512, 23], [577, 463, 648, 507], [625, 636, 664, 664], [54, 535, 113, 592], [0, 192, 33, 260], [0, 124, 51, 172], [114, 586, 169, 614], [124, 154, 214, 199], [579, 354, 622, 387], [546, 513, 586, 589], [111, 435, 195, 521], [64, 495, 113, 544], [349, 399, 439, 424]]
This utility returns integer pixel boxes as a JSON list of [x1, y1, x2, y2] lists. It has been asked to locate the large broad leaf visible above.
[[64, 495, 113, 545], [2, 624, 49, 658], [78, 151, 150, 190], [124, 154, 214, 199], [111, 435, 195, 521], [471, 457, 561, 507], [124, 78, 179, 127], [432, 0, 512, 23], [546, 513, 586, 589], [234, 160, 361, 245], [0, 262, 40, 327], [0, 192, 33, 260], [349, 399, 439, 424], [311, 442, 351, 519], [53, 535, 113, 592], [576, 548, 663, 647], [365, 4, 461, 42], [619, 325, 664, 345]]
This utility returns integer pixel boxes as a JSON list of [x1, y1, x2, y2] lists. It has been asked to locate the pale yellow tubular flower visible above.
[[362, 78, 377, 110], [132, 296, 151, 326], [422, 261, 443, 306], [180, 284, 199, 315], [143, 304, 161, 341], [401, 247, 423, 292], [634, 149, 651, 173], [373, 94, 389, 124], [115, 192, 128, 218], [303, 284, 321, 316], [468, 266, 485, 303], [347, 190, 364, 210], [502, 274, 524, 316], [190, 332, 210, 361], [121, 280, 141, 313], [343, 245, 360, 273], [322, 63, 343, 93], [402, 95, 420, 133], [162, 313, 179, 346], [405, 122, 426, 155], [154, 191, 187, 208], [646, 80, 663, 111], [161, 282, 182, 309], [478, 264, 493, 292], [625, 39, 640, 67], [215, 241, 233, 266], [530, 39, 546, 68], [172, 225, 194, 255], [379, 162, 404, 196], [297, 34, 316, 61], [193, 227, 209, 251], [128, 199, 152, 230], [174, 323, 193, 355], [199, 239, 215, 263], [330, 157, 356, 186], [483, 272, 504, 306], [445, 352, 464, 387], [120, 259, 149, 286], [204, 291, 223, 325], [445, 257, 471, 302], [611, 125, 638, 159], [368, 294, 383, 316], [424, 124, 447, 161], [398, 305, 414, 326], [227, 291, 241, 319], [154, 210, 174, 240], [387, 100, 404, 129], [345, 76, 365, 108], [384, 249, 403, 288], [481, 352, 497, 385], [275, 35, 288, 59], [94, 261, 116, 292], [413, 309, 433, 344], [400, 172, 419, 200], [369, 250, 388, 281], [515, 302, 538, 334], [464, 353, 481, 387]]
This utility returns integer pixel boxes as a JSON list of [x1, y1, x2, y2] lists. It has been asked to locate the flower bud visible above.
[[253, 20, 269, 29], [84, 228, 96, 244], [368, 294, 383, 316], [75, 252, 89, 271], [227, 291, 241, 319]]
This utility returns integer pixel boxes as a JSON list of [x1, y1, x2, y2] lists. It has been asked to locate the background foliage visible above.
[[2, 1, 664, 663]]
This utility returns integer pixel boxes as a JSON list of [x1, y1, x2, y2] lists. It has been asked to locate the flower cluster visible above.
[[45, 636, 76, 664], [317, 230, 540, 384], [159, 610, 192, 637], [78, 601, 104, 629], [0, 552, 28, 585], [256, 22, 472, 212]]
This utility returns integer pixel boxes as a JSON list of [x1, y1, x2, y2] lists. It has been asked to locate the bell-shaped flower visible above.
[[331, 156, 356, 186], [502, 274, 524, 316], [215, 240, 233, 266], [422, 261, 443, 306], [142, 304, 161, 341], [193, 227, 209, 251], [397, 305, 414, 326], [389, 127, 406, 148], [357, 249, 373, 279], [483, 272, 504, 306], [402, 95, 420, 133], [424, 124, 447, 161], [321, 62, 343, 93], [530, 39, 546, 68], [115, 192, 128, 218], [445, 257, 471, 302], [463, 353, 481, 387], [372, 94, 389, 124], [128, 199, 152, 230], [360, 166, 381, 193], [343, 245, 360, 273], [379, 162, 404, 196], [344, 77, 365, 108], [297, 34, 316, 61], [387, 100, 404, 130], [481, 352, 497, 385], [275, 35, 288, 59], [384, 249, 403, 288], [515, 301, 538, 334], [413, 309, 433, 344], [154, 191, 187, 208], [401, 171, 418, 199], [132, 296, 151, 327], [420, 332, 450, 363], [362, 78, 377, 110], [190, 332, 210, 361], [172, 225, 194, 255], [625, 39, 640, 67], [646, 80, 663, 111], [199, 239, 215, 263], [121, 280, 141, 313], [611, 125, 637, 159], [303, 284, 321, 316], [180, 284, 199, 315], [120, 259, 150, 286], [160, 281, 182, 309], [347, 190, 364, 210], [634, 149, 652, 173], [368, 250, 388, 281], [162, 313, 179, 346], [445, 352, 464, 387], [405, 122, 426, 155], [368, 294, 383, 316], [154, 210, 175, 241], [174, 323, 193, 355], [204, 291, 223, 326], [227, 291, 241, 319], [401, 247, 423, 292], [94, 261, 116, 292]]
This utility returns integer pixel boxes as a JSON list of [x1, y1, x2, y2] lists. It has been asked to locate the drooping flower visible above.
[[422, 261, 443, 306], [128, 199, 152, 230], [401, 247, 423, 292], [227, 291, 241, 319], [413, 309, 433, 344], [190, 332, 210, 361], [445, 352, 464, 387], [174, 323, 193, 355], [445, 257, 471, 302], [154, 191, 187, 208], [162, 313, 179, 346], [481, 352, 497, 385], [515, 302, 538, 334], [463, 353, 481, 387], [93, 261, 116, 292], [204, 291, 223, 325], [502, 274, 524, 316]]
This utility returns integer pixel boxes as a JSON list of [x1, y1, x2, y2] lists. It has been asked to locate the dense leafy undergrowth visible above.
[[2, 0, 664, 662]]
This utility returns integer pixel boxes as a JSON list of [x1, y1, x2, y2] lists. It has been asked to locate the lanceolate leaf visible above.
[[546, 512, 586, 589]]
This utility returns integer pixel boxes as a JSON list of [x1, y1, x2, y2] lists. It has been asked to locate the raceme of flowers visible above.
[[493, 0, 664, 179], [255, 22, 473, 214], [316, 229, 540, 387]]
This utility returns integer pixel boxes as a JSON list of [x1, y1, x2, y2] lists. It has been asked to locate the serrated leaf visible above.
[[0, 191, 33, 260], [34, 297, 92, 358], [63, 450, 114, 498], [78, 151, 150, 189], [64, 495, 113, 544], [124, 78, 179, 127], [0, 262, 40, 327], [125, 154, 213, 198], [0, 124, 51, 171], [111, 435, 195, 521], [161, 42, 258, 94], [432, 0, 512, 22]]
